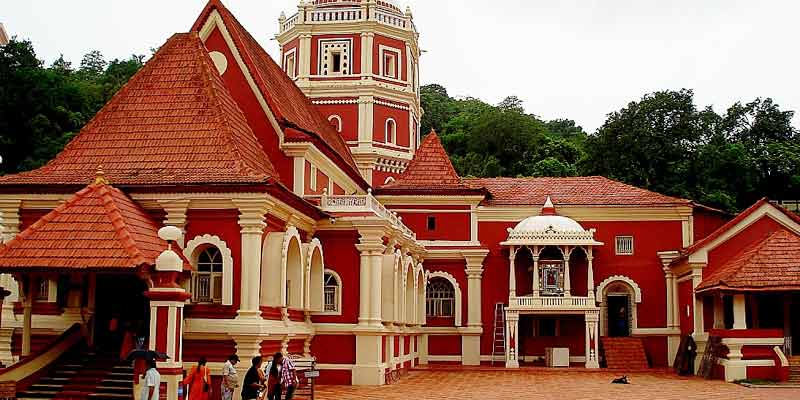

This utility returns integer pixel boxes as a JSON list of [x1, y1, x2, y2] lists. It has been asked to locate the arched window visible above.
[[385, 118, 397, 144], [328, 115, 342, 132], [323, 270, 341, 314], [193, 246, 224, 303], [426, 277, 455, 317]]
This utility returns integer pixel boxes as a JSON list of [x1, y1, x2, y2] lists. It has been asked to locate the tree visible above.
[[78, 50, 107, 78]]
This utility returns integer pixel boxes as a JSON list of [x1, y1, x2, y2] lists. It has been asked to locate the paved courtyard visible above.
[[316, 369, 800, 400]]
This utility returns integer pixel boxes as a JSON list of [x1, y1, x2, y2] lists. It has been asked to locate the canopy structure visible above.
[[501, 197, 603, 247]]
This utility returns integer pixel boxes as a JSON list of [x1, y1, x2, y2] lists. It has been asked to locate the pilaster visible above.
[[233, 199, 273, 319], [505, 310, 519, 368], [158, 199, 190, 247], [584, 310, 600, 368], [462, 250, 488, 366]]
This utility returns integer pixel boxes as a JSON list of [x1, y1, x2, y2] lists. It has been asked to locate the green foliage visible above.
[[421, 84, 800, 212], [0, 39, 144, 174]]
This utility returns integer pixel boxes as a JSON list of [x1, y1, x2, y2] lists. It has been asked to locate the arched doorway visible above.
[[598, 277, 642, 337], [94, 274, 149, 353]]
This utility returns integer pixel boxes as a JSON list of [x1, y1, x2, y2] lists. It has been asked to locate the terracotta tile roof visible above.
[[696, 228, 800, 292], [0, 181, 171, 271], [680, 198, 800, 257], [462, 176, 690, 206], [377, 131, 486, 196], [0, 33, 277, 187], [191, 1, 366, 188]]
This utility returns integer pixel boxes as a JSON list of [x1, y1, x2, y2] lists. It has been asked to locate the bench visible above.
[[289, 355, 316, 400]]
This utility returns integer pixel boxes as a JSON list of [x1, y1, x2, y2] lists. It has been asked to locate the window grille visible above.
[[323, 272, 340, 313], [426, 278, 455, 317], [193, 246, 224, 303], [615, 236, 634, 255]]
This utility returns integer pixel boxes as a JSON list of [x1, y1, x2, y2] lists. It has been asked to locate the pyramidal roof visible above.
[[0, 177, 173, 271], [191, 0, 365, 187], [696, 228, 800, 292], [378, 131, 486, 195], [0, 33, 277, 188]]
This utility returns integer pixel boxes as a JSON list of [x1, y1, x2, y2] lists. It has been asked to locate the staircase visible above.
[[601, 337, 649, 370], [789, 356, 800, 384], [17, 348, 133, 400]]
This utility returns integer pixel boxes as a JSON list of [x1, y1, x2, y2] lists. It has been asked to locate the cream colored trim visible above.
[[717, 358, 775, 367], [477, 205, 694, 222], [721, 337, 785, 346], [596, 275, 642, 303], [376, 195, 484, 206], [303, 239, 325, 312], [327, 114, 343, 132], [631, 327, 680, 336], [687, 204, 800, 264], [283, 142, 363, 195], [426, 271, 462, 327], [184, 235, 235, 306], [427, 355, 461, 362], [315, 363, 354, 370], [390, 208, 472, 214]]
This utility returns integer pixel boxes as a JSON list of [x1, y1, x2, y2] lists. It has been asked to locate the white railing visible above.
[[508, 295, 596, 311], [318, 189, 416, 239], [279, 5, 414, 33], [504, 228, 599, 245]]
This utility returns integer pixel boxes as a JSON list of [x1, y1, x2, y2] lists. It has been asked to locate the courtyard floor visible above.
[[315, 368, 800, 399]]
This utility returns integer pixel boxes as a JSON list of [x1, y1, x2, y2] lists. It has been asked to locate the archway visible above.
[[405, 263, 414, 324], [596, 276, 642, 337], [286, 236, 304, 309], [305, 239, 324, 312]]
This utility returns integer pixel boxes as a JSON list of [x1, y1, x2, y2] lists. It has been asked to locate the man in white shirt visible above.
[[221, 354, 240, 400], [139, 358, 160, 400]]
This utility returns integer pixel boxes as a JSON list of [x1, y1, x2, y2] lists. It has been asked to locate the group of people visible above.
[[137, 352, 299, 400], [222, 353, 300, 400]]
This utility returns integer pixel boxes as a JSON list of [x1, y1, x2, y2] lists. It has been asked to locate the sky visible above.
[[3, 0, 799, 132]]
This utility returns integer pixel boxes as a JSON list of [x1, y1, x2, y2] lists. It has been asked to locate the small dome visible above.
[[513, 215, 584, 233], [156, 249, 183, 272], [511, 196, 585, 232]]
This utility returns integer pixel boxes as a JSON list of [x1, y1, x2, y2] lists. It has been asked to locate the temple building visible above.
[[0, 1, 796, 398]]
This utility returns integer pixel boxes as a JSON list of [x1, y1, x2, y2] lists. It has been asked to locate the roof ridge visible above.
[[96, 184, 148, 266]]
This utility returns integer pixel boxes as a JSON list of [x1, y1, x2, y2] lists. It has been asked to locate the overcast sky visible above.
[[4, 0, 799, 132]]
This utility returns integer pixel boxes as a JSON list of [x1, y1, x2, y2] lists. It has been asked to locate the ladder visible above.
[[491, 303, 506, 365]]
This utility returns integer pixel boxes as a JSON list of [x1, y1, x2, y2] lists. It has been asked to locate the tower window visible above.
[[427, 216, 436, 231], [319, 40, 351, 76], [283, 51, 297, 79], [383, 53, 397, 79], [385, 118, 397, 144], [426, 277, 455, 317]]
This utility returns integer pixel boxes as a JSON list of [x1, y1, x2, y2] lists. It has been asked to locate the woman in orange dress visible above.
[[182, 357, 212, 400]]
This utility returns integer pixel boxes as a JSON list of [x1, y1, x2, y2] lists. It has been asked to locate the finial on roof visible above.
[[156, 226, 183, 272], [94, 165, 110, 185], [541, 196, 557, 216]]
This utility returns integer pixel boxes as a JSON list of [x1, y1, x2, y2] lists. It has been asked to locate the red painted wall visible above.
[[373, 103, 409, 147], [184, 209, 242, 318], [314, 102, 359, 142], [678, 279, 694, 335], [396, 211, 470, 241], [428, 335, 461, 356], [693, 209, 729, 243], [312, 230, 360, 324], [372, 35, 407, 81], [310, 34, 362, 75], [706, 216, 784, 275], [203, 28, 294, 188], [311, 334, 356, 364]]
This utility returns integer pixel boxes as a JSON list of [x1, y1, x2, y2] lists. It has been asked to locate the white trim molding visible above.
[[184, 234, 234, 306], [426, 271, 462, 327], [595, 275, 642, 303]]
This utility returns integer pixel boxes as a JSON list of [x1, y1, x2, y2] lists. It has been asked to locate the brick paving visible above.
[[316, 369, 800, 399]]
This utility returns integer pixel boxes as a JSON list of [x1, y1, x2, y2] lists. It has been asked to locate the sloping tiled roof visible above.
[[463, 176, 690, 206], [378, 131, 485, 195], [190, 0, 366, 187], [680, 198, 800, 257], [0, 33, 277, 188], [696, 229, 800, 292], [0, 180, 170, 271]]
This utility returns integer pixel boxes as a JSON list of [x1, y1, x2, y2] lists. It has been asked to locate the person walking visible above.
[[221, 354, 240, 400], [277, 353, 298, 400], [182, 357, 212, 400], [265, 353, 282, 400], [139, 358, 160, 400], [241, 356, 265, 400]]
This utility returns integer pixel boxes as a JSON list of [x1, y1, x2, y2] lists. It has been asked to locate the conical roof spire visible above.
[[540, 196, 557, 216]]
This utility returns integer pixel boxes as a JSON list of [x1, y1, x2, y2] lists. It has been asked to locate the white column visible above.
[[586, 249, 595, 299], [532, 254, 540, 296], [463, 251, 488, 366], [691, 265, 705, 335], [355, 228, 385, 326], [505, 311, 519, 368], [585, 310, 600, 368], [663, 268, 675, 328], [714, 294, 725, 329], [369, 249, 383, 325], [297, 33, 312, 84], [234, 199, 271, 319], [733, 294, 747, 330], [562, 247, 571, 296], [158, 199, 190, 248], [508, 247, 516, 298], [21, 277, 34, 357]]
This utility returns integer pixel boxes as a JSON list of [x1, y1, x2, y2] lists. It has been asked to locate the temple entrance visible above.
[[607, 295, 630, 337], [93, 274, 149, 355]]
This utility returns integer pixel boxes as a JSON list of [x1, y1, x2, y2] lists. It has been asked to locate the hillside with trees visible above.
[[422, 85, 800, 212]]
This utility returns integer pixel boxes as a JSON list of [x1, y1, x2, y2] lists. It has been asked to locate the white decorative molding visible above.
[[303, 238, 325, 312], [208, 51, 228, 75], [595, 275, 643, 303], [312, 99, 359, 105], [282, 226, 305, 309], [316, 268, 342, 316], [427, 271, 461, 327], [375, 98, 410, 111], [327, 114, 342, 132], [184, 234, 234, 306]]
